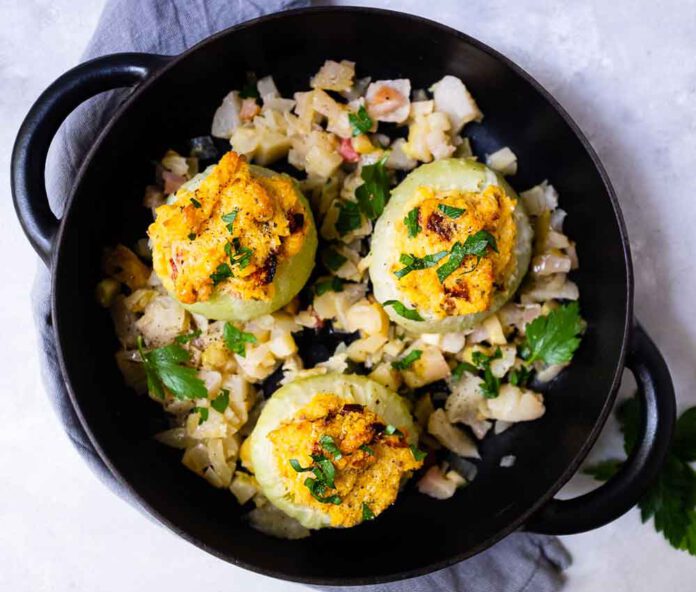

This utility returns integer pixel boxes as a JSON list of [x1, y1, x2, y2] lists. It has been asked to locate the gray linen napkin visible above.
[[30, 1, 571, 589]]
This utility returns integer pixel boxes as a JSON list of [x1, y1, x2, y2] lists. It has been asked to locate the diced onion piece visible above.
[[344, 299, 389, 336], [402, 346, 451, 388], [482, 314, 507, 345], [182, 443, 211, 476], [305, 143, 342, 179], [386, 138, 418, 170], [197, 369, 223, 396], [235, 343, 278, 383], [535, 363, 566, 383], [483, 384, 545, 422], [368, 362, 402, 392], [310, 60, 355, 92], [161, 150, 189, 176], [346, 334, 388, 363], [430, 75, 483, 134], [211, 91, 242, 139], [135, 296, 189, 348], [497, 303, 542, 335], [366, 79, 411, 123], [520, 181, 559, 216], [229, 472, 259, 505], [489, 345, 517, 378], [428, 409, 479, 458], [417, 465, 457, 500], [208, 438, 233, 486], [520, 274, 579, 303], [268, 329, 297, 359], [154, 427, 192, 450], [257, 75, 279, 101], [532, 253, 572, 276], [486, 147, 517, 176], [445, 373, 491, 440]]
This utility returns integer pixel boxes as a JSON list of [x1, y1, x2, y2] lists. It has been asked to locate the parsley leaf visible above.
[[222, 208, 239, 232], [190, 198, 202, 208], [304, 477, 342, 504], [319, 435, 343, 460], [348, 105, 373, 136], [359, 444, 375, 456], [522, 302, 584, 365], [289, 459, 313, 472], [585, 399, 696, 556], [404, 207, 421, 238], [336, 201, 362, 235], [210, 263, 233, 285], [226, 238, 253, 269], [137, 336, 208, 400], [480, 364, 500, 399], [394, 251, 448, 279], [362, 502, 375, 521], [195, 407, 209, 424], [223, 322, 257, 357], [355, 157, 390, 220], [211, 388, 229, 413], [391, 350, 422, 371], [410, 444, 427, 461], [295, 452, 342, 505], [452, 361, 479, 381], [315, 276, 344, 296], [436, 231, 498, 283], [322, 247, 347, 272], [438, 204, 466, 219], [509, 365, 533, 387], [383, 300, 423, 321], [175, 329, 202, 344]]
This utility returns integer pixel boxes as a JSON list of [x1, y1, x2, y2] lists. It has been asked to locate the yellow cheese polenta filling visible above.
[[268, 393, 422, 528], [394, 184, 517, 318], [149, 151, 309, 305]]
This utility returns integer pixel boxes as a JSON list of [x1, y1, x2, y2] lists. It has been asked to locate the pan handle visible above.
[[526, 322, 675, 535], [11, 52, 169, 266]]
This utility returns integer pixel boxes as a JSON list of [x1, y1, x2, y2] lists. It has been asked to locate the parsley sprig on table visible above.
[[585, 400, 696, 556], [136, 336, 208, 400]]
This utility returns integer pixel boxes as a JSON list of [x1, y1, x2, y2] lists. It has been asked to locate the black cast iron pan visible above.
[[11, 7, 676, 586]]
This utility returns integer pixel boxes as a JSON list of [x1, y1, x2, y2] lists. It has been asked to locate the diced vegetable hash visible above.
[[98, 60, 583, 538]]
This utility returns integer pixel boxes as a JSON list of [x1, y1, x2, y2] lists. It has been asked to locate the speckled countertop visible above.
[[1, 1, 695, 590]]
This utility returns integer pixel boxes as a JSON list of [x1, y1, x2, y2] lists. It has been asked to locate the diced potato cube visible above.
[[229, 472, 259, 505], [402, 346, 451, 388], [310, 60, 355, 92], [486, 146, 518, 176], [268, 330, 297, 359], [368, 362, 402, 391], [344, 299, 389, 336]]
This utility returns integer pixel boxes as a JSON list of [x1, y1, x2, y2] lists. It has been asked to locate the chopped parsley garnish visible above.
[[362, 502, 375, 521], [410, 444, 427, 461], [210, 263, 233, 285], [394, 251, 448, 279], [383, 300, 424, 321], [291, 454, 342, 505], [322, 247, 347, 272], [391, 350, 422, 371], [584, 399, 696, 556], [319, 435, 343, 460], [315, 276, 344, 296], [175, 329, 202, 344], [468, 348, 503, 398], [451, 361, 479, 381], [436, 230, 498, 283], [187, 233, 196, 241], [225, 238, 253, 269], [509, 365, 532, 387], [195, 407, 209, 424], [359, 444, 375, 456], [348, 105, 373, 136], [211, 388, 229, 413], [222, 208, 239, 232], [356, 156, 390, 220], [438, 204, 466, 219], [335, 201, 362, 235], [404, 207, 421, 237], [190, 198, 202, 208], [521, 302, 584, 365], [384, 424, 404, 437], [136, 336, 208, 401], [223, 322, 257, 357]]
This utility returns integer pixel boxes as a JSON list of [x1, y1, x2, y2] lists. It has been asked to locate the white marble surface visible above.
[[1, 0, 695, 590]]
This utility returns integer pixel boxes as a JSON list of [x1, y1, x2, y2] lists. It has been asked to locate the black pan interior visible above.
[[51, 8, 631, 584]]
